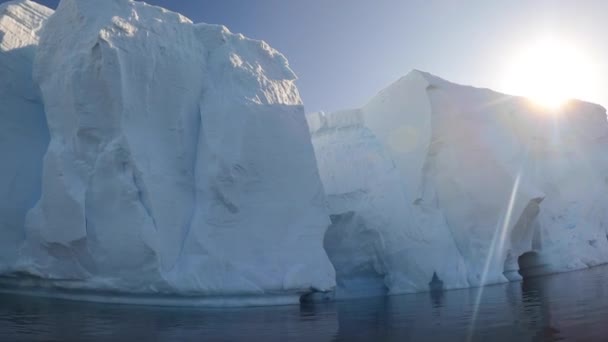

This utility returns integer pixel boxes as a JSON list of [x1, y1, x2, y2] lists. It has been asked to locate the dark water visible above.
[[2, 266, 608, 341]]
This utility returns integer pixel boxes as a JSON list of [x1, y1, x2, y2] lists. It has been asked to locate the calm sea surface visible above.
[[2, 265, 608, 341]]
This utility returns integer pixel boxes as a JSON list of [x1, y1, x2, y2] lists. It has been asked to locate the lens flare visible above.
[[501, 36, 597, 110]]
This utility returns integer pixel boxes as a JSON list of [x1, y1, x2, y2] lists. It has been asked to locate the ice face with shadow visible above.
[[309, 70, 608, 298], [0, 0, 334, 306], [0, 0, 51, 273]]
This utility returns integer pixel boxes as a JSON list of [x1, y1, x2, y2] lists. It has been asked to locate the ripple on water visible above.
[[2, 265, 608, 341]]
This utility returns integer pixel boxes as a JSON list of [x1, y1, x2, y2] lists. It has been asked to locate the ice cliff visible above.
[[309, 70, 608, 297], [0, 0, 334, 305]]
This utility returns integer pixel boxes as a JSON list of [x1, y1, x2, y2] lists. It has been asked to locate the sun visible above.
[[501, 37, 596, 109]]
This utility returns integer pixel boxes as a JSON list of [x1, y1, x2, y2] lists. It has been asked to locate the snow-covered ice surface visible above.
[[0, 0, 334, 306], [0, 0, 51, 272], [309, 70, 608, 298]]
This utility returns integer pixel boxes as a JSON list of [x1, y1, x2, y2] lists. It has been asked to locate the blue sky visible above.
[[4, 0, 608, 111]]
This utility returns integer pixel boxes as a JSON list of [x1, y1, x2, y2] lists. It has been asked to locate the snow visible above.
[[0, 0, 51, 271], [310, 70, 608, 297], [0, 0, 334, 305]]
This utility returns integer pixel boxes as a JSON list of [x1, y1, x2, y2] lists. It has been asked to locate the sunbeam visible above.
[[467, 169, 522, 342]]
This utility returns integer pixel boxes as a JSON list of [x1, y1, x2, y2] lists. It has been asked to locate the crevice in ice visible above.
[[170, 103, 202, 271], [324, 211, 390, 298], [299, 289, 334, 304], [416, 80, 442, 207], [517, 251, 544, 279], [419, 82, 477, 287], [532, 224, 542, 251], [43, 239, 91, 280], [329, 211, 353, 224], [428, 271, 444, 292], [131, 167, 157, 231], [211, 185, 239, 214]]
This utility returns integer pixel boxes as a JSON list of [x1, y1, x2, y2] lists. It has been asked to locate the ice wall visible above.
[[1, 0, 334, 304]]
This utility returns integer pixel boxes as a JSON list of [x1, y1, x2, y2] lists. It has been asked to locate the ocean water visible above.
[[2, 265, 608, 341]]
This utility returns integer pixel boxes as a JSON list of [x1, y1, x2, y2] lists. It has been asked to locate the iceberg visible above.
[[0, 0, 334, 305], [310, 70, 608, 297]]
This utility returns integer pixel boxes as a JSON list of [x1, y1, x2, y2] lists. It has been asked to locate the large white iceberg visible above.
[[309, 70, 608, 297], [0, 0, 334, 305]]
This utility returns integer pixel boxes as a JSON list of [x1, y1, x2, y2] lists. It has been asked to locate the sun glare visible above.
[[502, 37, 596, 110]]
